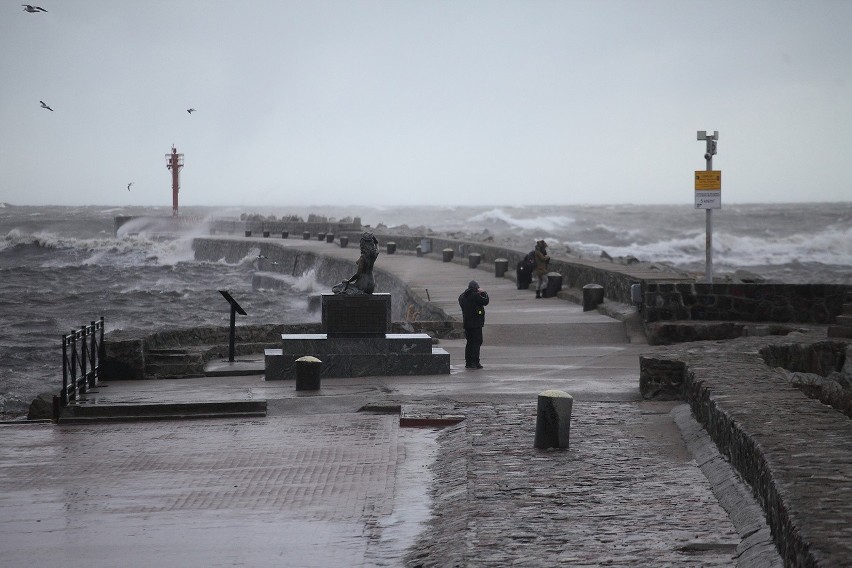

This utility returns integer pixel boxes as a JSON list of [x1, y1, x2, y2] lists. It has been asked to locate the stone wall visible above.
[[644, 281, 849, 324], [639, 332, 852, 566]]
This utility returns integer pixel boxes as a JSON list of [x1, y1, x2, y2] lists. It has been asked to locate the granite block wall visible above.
[[644, 281, 849, 324]]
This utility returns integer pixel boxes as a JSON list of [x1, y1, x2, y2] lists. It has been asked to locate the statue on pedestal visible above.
[[332, 232, 379, 295]]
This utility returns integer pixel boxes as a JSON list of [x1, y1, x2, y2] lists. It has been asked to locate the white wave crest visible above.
[[467, 208, 574, 232], [576, 225, 852, 268]]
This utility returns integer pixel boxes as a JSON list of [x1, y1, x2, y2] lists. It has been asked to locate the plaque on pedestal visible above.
[[321, 293, 391, 337]]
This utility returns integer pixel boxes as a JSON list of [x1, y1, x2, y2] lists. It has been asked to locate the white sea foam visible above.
[[574, 225, 852, 268], [467, 208, 574, 232]]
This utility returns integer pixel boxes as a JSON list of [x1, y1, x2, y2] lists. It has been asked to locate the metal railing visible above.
[[61, 317, 105, 406]]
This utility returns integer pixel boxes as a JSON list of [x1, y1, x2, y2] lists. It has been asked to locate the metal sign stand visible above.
[[219, 290, 247, 362], [696, 131, 719, 284]]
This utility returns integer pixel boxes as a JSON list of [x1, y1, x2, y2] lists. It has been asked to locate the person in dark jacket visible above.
[[458, 280, 489, 369]]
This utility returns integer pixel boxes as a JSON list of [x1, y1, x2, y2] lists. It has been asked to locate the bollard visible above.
[[326, 234, 334, 243], [494, 258, 508, 278], [582, 283, 605, 311], [295, 356, 322, 391], [468, 252, 481, 268], [386, 242, 397, 255], [442, 248, 454, 262], [245, 230, 252, 237], [339, 235, 349, 248], [303, 231, 311, 240], [318, 232, 326, 241], [416, 245, 423, 257], [281, 231, 289, 239], [543, 272, 563, 298], [534, 390, 573, 449], [263, 230, 270, 238]]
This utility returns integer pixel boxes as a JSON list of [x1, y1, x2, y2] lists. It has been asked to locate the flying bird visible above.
[[39, 100, 53, 111], [23, 4, 48, 12], [127, 182, 134, 191], [187, 108, 196, 114]]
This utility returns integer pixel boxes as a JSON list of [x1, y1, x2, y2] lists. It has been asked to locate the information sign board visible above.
[[694, 170, 722, 209]]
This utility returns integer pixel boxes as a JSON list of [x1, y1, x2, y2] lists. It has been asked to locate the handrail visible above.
[[61, 317, 105, 407]]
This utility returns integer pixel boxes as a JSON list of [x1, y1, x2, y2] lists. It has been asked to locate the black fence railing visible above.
[[61, 317, 105, 407]]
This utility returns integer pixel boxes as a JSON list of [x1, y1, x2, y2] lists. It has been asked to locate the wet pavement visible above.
[[0, 239, 785, 567]]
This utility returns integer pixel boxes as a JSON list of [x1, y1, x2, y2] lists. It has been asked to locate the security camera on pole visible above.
[[695, 131, 721, 283]]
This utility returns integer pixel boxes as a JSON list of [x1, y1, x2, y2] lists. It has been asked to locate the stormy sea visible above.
[[1, 202, 850, 419]]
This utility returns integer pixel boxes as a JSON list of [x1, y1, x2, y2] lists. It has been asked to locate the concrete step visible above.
[[58, 400, 267, 423], [834, 314, 852, 327], [828, 326, 852, 339], [145, 362, 206, 378]]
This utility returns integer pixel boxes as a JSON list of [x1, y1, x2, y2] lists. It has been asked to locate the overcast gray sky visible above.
[[2, 0, 850, 207]]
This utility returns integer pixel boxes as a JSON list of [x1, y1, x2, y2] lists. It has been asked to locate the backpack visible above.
[[522, 250, 535, 269]]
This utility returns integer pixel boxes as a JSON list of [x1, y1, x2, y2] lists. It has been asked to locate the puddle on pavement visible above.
[[366, 426, 439, 565]]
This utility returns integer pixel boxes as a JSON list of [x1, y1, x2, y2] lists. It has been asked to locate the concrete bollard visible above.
[[534, 390, 573, 449], [442, 248, 454, 262], [468, 252, 481, 268], [263, 230, 270, 238], [281, 231, 289, 239], [326, 233, 335, 243], [318, 232, 326, 241], [339, 235, 349, 248], [416, 245, 423, 257], [494, 258, 508, 278], [387, 242, 397, 255], [245, 230, 252, 237], [303, 231, 311, 240], [583, 283, 605, 311], [543, 272, 563, 298], [295, 356, 322, 391]]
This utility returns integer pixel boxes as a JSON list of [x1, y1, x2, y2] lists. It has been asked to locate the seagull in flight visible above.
[[127, 182, 134, 192], [23, 4, 48, 12], [39, 100, 53, 111], [187, 108, 196, 114]]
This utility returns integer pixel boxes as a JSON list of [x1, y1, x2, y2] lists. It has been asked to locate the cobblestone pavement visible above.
[[407, 401, 745, 567], [0, 415, 437, 568]]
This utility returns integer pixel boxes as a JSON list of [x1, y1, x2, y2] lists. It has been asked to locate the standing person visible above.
[[458, 280, 489, 369], [533, 240, 551, 298]]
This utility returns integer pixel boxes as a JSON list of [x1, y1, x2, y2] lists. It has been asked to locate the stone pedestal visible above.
[[295, 356, 321, 390], [534, 390, 573, 449], [318, 232, 326, 241], [245, 230, 252, 237], [281, 231, 289, 239], [468, 253, 481, 268], [321, 293, 391, 337], [583, 283, 605, 311], [442, 248, 454, 262], [495, 258, 508, 277], [303, 231, 311, 240], [264, 293, 450, 380], [416, 245, 423, 257], [263, 230, 270, 238], [326, 234, 334, 243], [339, 236, 349, 248], [543, 272, 563, 298], [387, 242, 396, 254]]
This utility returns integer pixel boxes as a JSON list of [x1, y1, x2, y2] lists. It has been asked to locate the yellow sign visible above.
[[695, 170, 721, 190]]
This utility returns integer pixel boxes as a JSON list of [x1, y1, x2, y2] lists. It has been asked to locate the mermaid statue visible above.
[[332, 232, 379, 295]]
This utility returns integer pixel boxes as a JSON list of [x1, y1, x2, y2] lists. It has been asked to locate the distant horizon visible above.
[[2, 200, 851, 210]]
